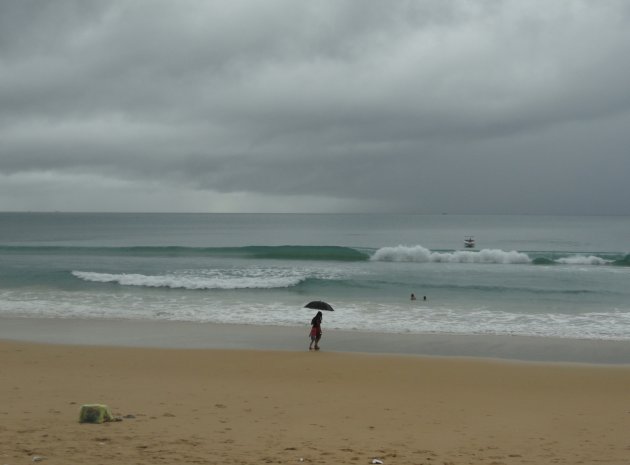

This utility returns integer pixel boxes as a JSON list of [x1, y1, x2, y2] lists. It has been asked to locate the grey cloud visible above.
[[1, 0, 630, 213]]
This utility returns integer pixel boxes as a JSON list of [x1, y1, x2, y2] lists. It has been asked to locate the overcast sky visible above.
[[1, 1, 629, 214]]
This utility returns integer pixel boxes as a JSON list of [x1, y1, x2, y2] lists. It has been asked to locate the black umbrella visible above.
[[304, 300, 334, 311]]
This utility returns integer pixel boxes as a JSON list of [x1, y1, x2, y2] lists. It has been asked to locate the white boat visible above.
[[464, 236, 475, 248]]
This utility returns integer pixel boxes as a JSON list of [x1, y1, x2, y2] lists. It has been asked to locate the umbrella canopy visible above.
[[304, 300, 334, 311]]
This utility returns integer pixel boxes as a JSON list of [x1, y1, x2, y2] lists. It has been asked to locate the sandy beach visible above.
[[2, 337, 630, 465]]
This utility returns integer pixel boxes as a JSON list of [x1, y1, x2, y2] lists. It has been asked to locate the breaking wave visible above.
[[370, 246, 532, 264], [554, 255, 611, 265], [72, 270, 309, 290], [4, 244, 626, 267], [369, 245, 625, 266]]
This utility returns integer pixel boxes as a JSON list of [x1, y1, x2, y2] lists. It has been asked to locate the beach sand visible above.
[[2, 340, 630, 465]]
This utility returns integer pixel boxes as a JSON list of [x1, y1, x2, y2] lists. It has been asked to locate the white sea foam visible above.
[[72, 270, 307, 290], [3, 290, 630, 341], [554, 255, 611, 265], [370, 245, 531, 264]]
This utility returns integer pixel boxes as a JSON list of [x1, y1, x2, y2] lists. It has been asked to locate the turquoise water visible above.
[[1, 212, 629, 340]]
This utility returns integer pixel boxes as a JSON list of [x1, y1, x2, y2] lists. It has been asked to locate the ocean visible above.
[[1, 212, 629, 341]]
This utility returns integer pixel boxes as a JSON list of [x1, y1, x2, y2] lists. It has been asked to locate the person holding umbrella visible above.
[[309, 311, 323, 351], [304, 300, 333, 351]]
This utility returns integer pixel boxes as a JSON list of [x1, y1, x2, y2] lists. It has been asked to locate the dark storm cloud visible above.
[[1, 0, 630, 213]]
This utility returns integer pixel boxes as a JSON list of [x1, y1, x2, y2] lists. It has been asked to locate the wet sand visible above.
[[2, 316, 630, 363]]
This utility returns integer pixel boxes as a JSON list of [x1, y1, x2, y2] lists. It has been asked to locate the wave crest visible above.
[[72, 270, 306, 290], [555, 255, 611, 266], [0, 245, 369, 261], [369, 245, 625, 266], [370, 245, 532, 264]]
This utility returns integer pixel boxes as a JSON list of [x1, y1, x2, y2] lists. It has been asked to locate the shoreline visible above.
[[2, 316, 630, 364]]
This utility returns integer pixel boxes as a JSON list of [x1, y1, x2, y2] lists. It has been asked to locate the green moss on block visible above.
[[79, 404, 114, 424]]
